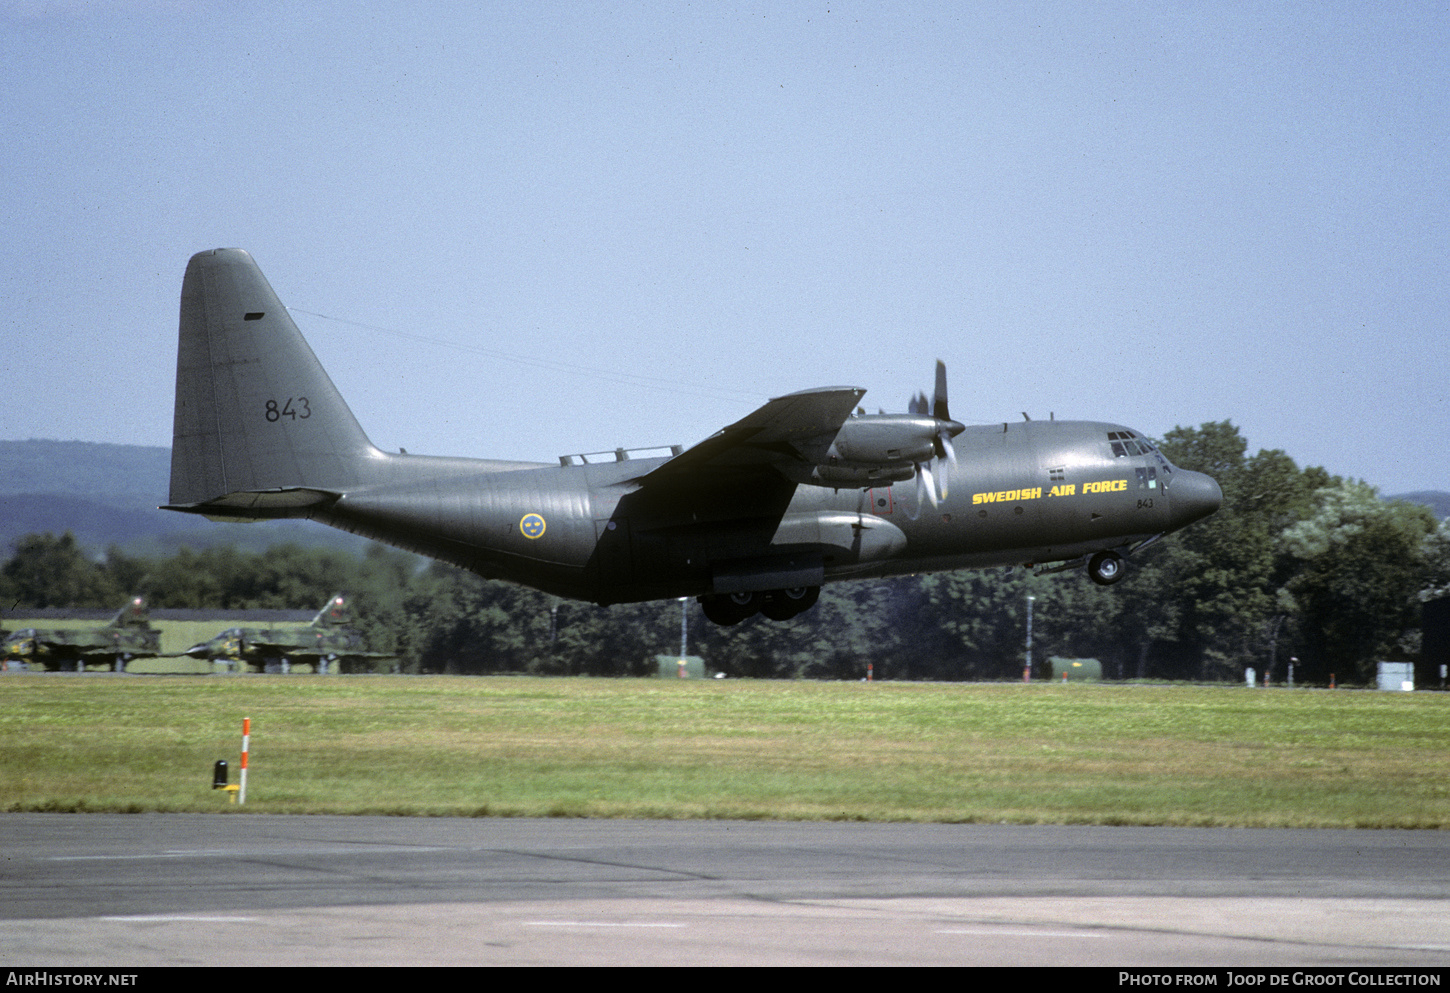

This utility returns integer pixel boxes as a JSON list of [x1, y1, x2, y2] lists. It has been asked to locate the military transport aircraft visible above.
[[164, 249, 1221, 625], [182, 593, 390, 673], [2, 596, 161, 671]]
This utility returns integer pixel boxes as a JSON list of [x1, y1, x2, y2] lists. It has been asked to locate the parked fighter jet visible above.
[[2, 596, 161, 671], [164, 249, 1221, 625], [182, 593, 388, 673]]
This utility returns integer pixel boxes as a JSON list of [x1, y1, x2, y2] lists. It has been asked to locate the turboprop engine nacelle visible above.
[[803, 415, 943, 487], [829, 415, 940, 464]]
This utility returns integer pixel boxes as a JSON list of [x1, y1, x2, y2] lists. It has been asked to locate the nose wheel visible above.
[[1087, 550, 1125, 586]]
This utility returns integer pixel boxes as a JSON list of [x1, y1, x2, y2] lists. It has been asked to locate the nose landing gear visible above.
[[1087, 550, 1125, 586]]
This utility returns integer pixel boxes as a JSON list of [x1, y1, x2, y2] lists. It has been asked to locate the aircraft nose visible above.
[[1169, 470, 1222, 529]]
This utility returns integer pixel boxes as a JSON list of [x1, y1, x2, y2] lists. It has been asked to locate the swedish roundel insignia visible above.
[[520, 513, 546, 539]]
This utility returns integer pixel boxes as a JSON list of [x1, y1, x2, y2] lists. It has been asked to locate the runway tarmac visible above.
[[3, 813, 1449, 966]]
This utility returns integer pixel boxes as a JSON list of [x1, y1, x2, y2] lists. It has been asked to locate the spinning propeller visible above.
[[904, 361, 965, 515]]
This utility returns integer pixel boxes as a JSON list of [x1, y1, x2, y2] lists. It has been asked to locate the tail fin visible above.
[[310, 593, 352, 629], [108, 597, 151, 629], [167, 249, 381, 512]]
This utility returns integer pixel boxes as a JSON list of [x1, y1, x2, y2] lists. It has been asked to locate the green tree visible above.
[[0, 532, 124, 608], [1280, 480, 1437, 684], [918, 570, 1035, 679], [1131, 422, 1328, 680], [401, 566, 554, 674], [1420, 519, 1450, 602], [550, 598, 671, 677]]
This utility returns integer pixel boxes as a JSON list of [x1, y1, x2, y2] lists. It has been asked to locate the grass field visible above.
[[3, 675, 1448, 828]]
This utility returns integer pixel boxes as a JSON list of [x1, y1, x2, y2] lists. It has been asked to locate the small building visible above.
[[1050, 656, 1102, 682], [654, 654, 706, 679], [1376, 661, 1414, 692]]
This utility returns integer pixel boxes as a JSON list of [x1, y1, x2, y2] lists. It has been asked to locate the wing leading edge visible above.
[[637, 386, 867, 486]]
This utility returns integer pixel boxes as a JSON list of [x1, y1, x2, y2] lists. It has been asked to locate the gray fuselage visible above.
[[311, 417, 1217, 605]]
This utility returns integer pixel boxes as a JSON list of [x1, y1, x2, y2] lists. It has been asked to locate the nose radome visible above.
[[1170, 470, 1222, 529]]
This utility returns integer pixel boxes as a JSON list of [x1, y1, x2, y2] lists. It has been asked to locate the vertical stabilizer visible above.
[[169, 249, 381, 507], [108, 597, 151, 629], [311, 593, 351, 628]]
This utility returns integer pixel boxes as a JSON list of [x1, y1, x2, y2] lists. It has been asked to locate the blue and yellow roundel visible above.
[[519, 513, 546, 539]]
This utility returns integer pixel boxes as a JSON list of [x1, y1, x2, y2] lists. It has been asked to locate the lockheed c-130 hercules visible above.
[[164, 249, 1221, 626]]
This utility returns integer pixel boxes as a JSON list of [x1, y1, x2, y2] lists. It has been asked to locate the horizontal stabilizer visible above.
[[161, 486, 341, 522]]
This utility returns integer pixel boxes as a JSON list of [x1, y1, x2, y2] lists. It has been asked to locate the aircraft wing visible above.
[[638, 387, 866, 485], [76, 645, 157, 659], [239, 638, 322, 657]]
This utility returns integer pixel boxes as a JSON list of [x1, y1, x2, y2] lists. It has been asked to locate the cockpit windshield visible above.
[[1107, 430, 1156, 458], [1108, 430, 1177, 484]]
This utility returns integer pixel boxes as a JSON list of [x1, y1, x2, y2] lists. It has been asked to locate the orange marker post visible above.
[[239, 717, 250, 805]]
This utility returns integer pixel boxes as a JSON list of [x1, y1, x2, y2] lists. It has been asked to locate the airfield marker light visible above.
[[211, 759, 239, 803]]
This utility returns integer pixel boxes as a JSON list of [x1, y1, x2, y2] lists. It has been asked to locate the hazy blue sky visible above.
[[3, 1, 1446, 494]]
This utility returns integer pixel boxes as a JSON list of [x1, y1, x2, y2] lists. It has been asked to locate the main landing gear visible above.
[[699, 586, 820, 625]]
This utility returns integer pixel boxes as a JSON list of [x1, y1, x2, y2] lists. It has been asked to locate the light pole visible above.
[[1025, 595, 1035, 682], [679, 597, 688, 659]]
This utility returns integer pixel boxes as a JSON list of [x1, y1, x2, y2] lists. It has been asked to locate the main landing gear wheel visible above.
[[1087, 550, 1125, 586], [760, 586, 820, 621], [700, 592, 761, 626], [700, 586, 822, 625]]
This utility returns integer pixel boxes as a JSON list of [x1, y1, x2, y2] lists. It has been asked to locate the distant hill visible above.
[[0, 440, 169, 510], [1389, 491, 1450, 521], [0, 439, 370, 556]]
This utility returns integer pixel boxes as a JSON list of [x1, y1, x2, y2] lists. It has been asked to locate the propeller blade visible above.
[[904, 361, 961, 511], [919, 462, 939, 508], [933, 359, 950, 422]]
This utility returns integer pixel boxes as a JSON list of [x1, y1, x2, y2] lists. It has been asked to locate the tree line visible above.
[[4, 422, 1447, 684]]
